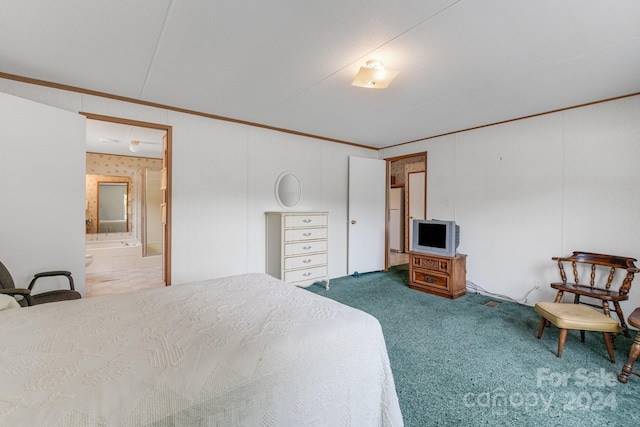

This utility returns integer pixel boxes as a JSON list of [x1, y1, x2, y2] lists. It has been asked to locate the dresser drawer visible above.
[[284, 227, 327, 242], [284, 214, 328, 228], [411, 269, 449, 290], [284, 240, 327, 256], [412, 255, 451, 274], [284, 253, 327, 270], [284, 266, 327, 284]]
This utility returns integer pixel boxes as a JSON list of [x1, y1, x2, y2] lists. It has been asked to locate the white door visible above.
[[348, 156, 386, 275], [408, 171, 426, 247]]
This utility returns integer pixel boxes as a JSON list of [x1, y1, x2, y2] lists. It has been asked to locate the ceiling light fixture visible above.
[[351, 60, 399, 89], [129, 140, 141, 153], [129, 139, 163, 153]]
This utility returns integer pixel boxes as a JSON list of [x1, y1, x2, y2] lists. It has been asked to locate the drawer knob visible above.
[[424, 276, 436, 283], [303, 219, 312, 223], [303, 246, 312, 250], [303, 232, 312, 237], [303, 272, 311, 277], [303, 259, 312, 264]]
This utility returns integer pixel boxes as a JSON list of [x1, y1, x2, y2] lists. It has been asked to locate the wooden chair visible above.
[[535, 302, 620, 362], [618, 307, 640, 383], [550, 252, 639, 337], [0, 260, 81, 306]]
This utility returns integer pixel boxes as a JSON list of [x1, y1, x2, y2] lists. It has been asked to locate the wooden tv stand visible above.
[[409, 252, 467, 299]]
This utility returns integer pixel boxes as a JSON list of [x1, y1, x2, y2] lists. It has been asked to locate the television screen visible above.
[[418, 223, 446, 249], [411, 219, 460, 257]]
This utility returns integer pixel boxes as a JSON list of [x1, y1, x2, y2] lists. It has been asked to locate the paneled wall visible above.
[[0, 78, 376, 289], [381, 95, 640, 314], [5, 75, 637, 308], [0, 91, 86, 294]]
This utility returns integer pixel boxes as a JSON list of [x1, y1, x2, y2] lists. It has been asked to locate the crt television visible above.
[[411, 219, 460, 257]]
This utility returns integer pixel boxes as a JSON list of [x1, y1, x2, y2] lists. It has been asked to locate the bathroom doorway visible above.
[[385, 153, 427, 268], [83, 113, 172, 296]]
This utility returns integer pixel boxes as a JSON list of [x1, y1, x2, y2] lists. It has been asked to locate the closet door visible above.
[[347, 156, 386, 275]]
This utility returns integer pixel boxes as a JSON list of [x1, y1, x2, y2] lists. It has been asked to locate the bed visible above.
[[0, 273, 403, 426]]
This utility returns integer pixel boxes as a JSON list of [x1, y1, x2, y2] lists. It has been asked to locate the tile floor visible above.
[[85, 265, 165, 298]]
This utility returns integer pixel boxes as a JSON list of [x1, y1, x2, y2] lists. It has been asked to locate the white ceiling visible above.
[[85, 120, 165, 158], [2, 1, 640, 149]]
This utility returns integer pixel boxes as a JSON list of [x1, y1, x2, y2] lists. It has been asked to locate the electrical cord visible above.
[[466, 281, 539, 305]]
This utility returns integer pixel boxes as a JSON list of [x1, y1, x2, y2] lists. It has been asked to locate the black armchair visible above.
[[0, 260, 81, 307]]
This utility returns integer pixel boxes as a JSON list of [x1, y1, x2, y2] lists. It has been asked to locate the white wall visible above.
[[4, 76, 639, 314], [0, 91, 86, 294], [0, 78, 376, 289], [381, 95, 640, 315]]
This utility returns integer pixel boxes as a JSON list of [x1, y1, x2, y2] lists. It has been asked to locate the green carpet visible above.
[[307, 265, 640, 427]]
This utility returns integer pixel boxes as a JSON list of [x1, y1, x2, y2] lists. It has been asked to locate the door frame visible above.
[[81, 112, 173, 285], [384, 152, 428, 270]]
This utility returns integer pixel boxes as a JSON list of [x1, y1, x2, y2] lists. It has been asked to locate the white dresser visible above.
[[265, 211, 329, 289]]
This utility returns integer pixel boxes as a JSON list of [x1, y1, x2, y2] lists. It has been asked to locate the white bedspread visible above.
[[0, 273, 403, 426]]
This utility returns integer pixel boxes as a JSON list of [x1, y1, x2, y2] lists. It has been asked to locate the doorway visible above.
[[83, 113, 172, 294], [386, 153, 427, 268], [142, 167, 163, 257]]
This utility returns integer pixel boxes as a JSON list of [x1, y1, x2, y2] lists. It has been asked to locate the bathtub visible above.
[[85, 240, 160, 274], [86, 240, 140, 249]]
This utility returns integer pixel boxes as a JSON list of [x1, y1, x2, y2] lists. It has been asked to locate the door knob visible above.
[[351, 220, 356, 224]]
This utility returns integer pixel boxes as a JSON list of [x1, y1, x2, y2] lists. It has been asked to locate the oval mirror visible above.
[[275, 172, 302, 209]]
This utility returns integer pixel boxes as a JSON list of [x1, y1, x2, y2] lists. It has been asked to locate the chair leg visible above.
[[618, 332, 640, 383], [612, 301, 631, 338], [537, 316, 546, 339], [557, 328, 568, 358], [580, 330, 585, 342], [602, 332, 616, 363]]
